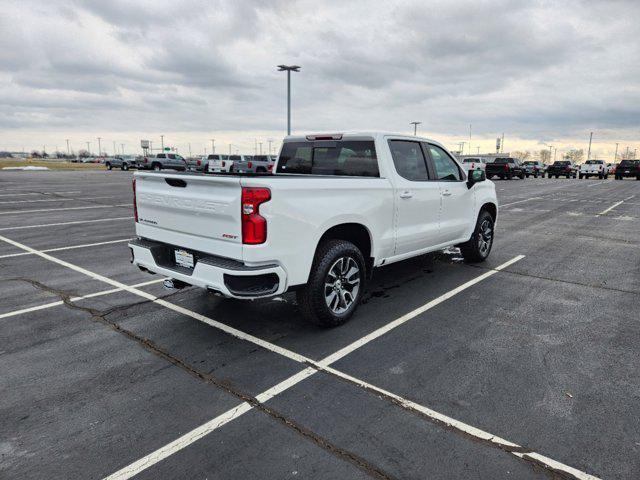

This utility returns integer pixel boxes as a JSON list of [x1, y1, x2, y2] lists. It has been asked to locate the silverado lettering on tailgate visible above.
[[138, 192, 228, 212]]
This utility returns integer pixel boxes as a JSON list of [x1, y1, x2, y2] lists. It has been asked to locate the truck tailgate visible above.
[[134, 172, 243, 259]]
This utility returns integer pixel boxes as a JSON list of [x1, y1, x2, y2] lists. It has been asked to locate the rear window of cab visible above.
[[276, 141, 379, 177]]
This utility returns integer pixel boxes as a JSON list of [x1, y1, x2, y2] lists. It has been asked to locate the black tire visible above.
[[122, 163, 129, 171], [106, 163, 112, 170], [296, 239, 366, 328], [579, 174, 583, 179], [598, 173, 603, 179], [459, 210, 494, 263], [534, 172, 538, 178], [506, 173, 512, 180], [519, 172, 525, 179], [555, 175, 559, 178], [152, 163, 161, 171], [525, 174, 530, 178]]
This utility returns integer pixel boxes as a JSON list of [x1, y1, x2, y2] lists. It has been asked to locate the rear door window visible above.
[[277, 141, 379, 177], [157, 154, 166, 159], [388, 140, 429, 181]]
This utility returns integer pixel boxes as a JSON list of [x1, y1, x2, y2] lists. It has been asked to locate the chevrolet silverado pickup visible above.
[[614, 160, 640, 180], [579, 160, 609, 179], [547, 160, 577, 178], [486, 157, 525, 180], [129, 132, 498, 327]]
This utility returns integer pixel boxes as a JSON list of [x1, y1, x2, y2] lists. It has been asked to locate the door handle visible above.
[[399, 190, 413, 199], [441, 190, 452, 197]]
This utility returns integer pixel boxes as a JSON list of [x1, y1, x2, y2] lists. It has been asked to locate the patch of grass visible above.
[[0, 158, 104, 170]]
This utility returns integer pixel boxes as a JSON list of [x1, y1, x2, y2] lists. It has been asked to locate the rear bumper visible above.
[[129, 238, 287, 299]]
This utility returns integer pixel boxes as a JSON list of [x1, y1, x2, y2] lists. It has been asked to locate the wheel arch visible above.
[[315, 222, 374, 278]]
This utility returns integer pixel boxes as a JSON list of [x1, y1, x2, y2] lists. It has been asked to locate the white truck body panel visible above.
[[130, 132, 497, 299]]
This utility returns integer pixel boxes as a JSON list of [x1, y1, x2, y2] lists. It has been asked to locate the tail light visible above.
[[132, 178, 138, 222], [197, 159, 201, 166], [504, 164, 509, 170], [222, 161, 226, 167], [566, 166, 571, 171], [248, 162, 253, 169], [241, 187, 271, 244], [143, 157, 148, 163], [267, 164, 274, 172]]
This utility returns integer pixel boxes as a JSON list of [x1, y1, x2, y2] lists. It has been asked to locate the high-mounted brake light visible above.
[[241, 187, 271, 244], [305, 134, 343, 141], [132, 178, 138, 222]]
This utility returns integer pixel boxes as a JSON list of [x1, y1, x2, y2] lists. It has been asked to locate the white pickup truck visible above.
[[129, 132, 498, 327], [579, 160, 609, 179]]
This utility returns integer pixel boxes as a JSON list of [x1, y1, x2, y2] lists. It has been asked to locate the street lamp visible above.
[[409, 121, 422, 136], [97, 137, 102, 157], [277, 65, 301, 135], [210, 139, 215, 154]]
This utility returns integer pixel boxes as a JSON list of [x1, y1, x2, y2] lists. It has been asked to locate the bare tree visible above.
[[511, 150, 532, 161], [538, 149, 551, 163], [564, 149, 584, 163], [618, 149, 635, 160]]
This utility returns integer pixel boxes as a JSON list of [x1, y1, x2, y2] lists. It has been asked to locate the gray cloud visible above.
[[1, 0, 639, 152]]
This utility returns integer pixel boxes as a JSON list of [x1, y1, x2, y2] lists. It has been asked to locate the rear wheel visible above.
[[152, 163, 161, 171], [297, 240, 366, 328], [106, 162, 112, 170], [122, 163, 129, 171], [459, 210, 494, 263]]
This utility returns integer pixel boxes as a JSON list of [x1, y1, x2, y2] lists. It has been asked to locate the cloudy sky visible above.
[[1, 0, 639, 158]]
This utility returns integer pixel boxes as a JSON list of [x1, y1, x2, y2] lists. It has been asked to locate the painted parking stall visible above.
[[1, 170, 638, 479]]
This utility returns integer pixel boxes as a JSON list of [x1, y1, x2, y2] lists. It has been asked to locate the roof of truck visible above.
[[284, 132, 442, 145]]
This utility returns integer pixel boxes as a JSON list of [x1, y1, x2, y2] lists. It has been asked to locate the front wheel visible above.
[[297, 240, 366, 328], [122, 163, 129, 171], [106, 163, 112, 170], [459, 210, 494, 263]]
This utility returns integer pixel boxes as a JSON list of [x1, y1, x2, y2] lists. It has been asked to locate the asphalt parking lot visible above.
[[1, 169, 638, 480]]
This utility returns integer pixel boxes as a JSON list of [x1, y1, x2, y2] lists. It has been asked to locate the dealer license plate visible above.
[[174, 249, 194, 269]]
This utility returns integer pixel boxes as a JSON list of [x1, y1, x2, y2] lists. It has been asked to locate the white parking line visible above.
[[0, 216, 133, 231], [500, 197, 543, 207], [0, 279, 163, 320], [0, 195, 119, 204], [0, 190, 82, 197], [0, 238, 132, 259], [0, 204, 130, 215], [597, 200, 624, 216], [0, 234, 600, 480]]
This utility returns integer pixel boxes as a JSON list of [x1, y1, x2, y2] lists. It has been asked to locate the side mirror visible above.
[[467, 169, 486, 189]]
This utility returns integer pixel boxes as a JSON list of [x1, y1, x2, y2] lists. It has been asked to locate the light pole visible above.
[[477, 146, 480, 154], [97, 137, 102, 157], [112, 141, 116, 157], [268, 139, 273, 155], [188, 143, 192, 157], [614, 143, 619, 161], [86, 142, 91, 156], [259, 142, 263, 155], [121, 143, 125, 155], [409, 121, 422, 136], [210, 139, 215, 154], [229, 144, 232, 155], [66, 139, 70, 156], [277, 65, 301, 135], [160, 135, 164, 152], [587, 131, 593, 160]]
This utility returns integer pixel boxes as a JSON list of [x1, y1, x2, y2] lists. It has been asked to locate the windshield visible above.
[[585, 160, 602, 164], [463, 158, 479, 163], [277, 140, 379, 177], [493, 158, 512, 164], [523, 161, 536, 165], [553, 161, 570, 166]]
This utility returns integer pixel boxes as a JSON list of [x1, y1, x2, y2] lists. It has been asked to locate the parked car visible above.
[[460, 158, 487, 173], [234, 155, 277, 173], [547, 160, 577, 178], [129, 132, 497, 327], [485, 157, 525, 180], [614, 160, 640, 180], [522, 160, 546, 178], [106, 155, 137, 171], [137, 153, 187, 171], [207, 154, 232, 173], [80, 157, 99, 163], [608, 163, 616, 175], [186, 156, 208, 172], [579, 160, 609, 179]]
